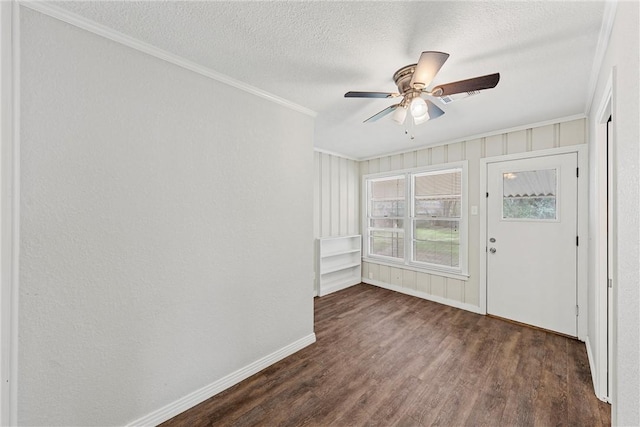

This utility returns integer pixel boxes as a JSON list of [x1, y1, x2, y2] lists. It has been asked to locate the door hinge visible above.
[[608, 278, 613, 288], [486, 192, 489, 198], [576, 236, 579, 246], [576, 167, 579, 178], [576, 305, 579, 316]]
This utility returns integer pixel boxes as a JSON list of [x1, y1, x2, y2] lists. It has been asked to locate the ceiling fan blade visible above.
[[431, 73, 500, 97], [364, 104, 399, 123], [410, 51, 450, 88], [345, 91, 399, 98], [426, 99, 445, 120]]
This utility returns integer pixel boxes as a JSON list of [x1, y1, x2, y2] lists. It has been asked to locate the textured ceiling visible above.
[[51, 1, 606, 159]]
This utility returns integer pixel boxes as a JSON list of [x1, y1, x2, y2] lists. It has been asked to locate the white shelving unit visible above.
[[316, 235, 362, 297]]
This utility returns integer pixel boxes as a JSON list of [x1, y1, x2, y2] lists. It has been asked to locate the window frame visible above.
[[365, 174, 406, 263], [362, 161, 469, 279]]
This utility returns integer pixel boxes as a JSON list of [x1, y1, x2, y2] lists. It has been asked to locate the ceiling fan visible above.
[[345, 51, 500, 126]]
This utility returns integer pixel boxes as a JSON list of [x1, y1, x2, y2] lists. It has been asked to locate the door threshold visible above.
[[487, 314, 578, 340]]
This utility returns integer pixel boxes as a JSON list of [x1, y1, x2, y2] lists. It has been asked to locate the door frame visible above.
[[479, 145, 589, 340], [591, 72, 614, 402], [1, 1, 19, 425]]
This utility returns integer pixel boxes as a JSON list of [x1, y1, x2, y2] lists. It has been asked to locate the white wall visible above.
[[588, 1, 639, 424], [18, 7, 314, 426], [359, 119, 586, 311]]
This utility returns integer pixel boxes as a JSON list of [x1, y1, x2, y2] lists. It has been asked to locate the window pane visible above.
[[370, 231, 404, 258], [415, 199, 461, 217], [371, 200, 405, 217], [412, 169, 462, 268], [369, 218, 403, 229], [503, 169, 557, 220], [414, 170, 461, 197], [413, 220, 460, 267], [370, 177, 405, 217], [371, 177, 405, 199], [414, 170, 461, 218]]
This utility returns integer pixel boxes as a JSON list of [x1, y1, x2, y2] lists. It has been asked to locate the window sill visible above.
[[362, 257, 470, 281]]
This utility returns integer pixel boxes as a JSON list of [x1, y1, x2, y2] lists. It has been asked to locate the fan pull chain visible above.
[[405, 116, 416, 140]]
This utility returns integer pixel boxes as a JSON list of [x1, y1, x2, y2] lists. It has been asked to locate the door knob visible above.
[[489, 247, 497, 254]]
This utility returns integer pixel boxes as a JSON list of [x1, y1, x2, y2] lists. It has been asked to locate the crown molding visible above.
[[357, 114, 587, 162], [18, 1, 318, 118], [313, 148, 359, 162]]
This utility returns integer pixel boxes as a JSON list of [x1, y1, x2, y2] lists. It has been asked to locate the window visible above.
[[502, 169, 557, 220], [364, 163, 467, 276], [367, 176, 405, 260], [412, 170, 462, 268]]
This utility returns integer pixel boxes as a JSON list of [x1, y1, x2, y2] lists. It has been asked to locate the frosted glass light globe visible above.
[[410, 97, 428, 118]]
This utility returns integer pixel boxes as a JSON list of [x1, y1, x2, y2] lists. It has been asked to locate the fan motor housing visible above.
[[393, 64, 417, 94]]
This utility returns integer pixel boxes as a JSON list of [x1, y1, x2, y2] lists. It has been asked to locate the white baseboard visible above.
[[363, 278, 484, 315], [126, 333, 317, 426], [585, 336, 599, 394], [584, 335, 610, 403]]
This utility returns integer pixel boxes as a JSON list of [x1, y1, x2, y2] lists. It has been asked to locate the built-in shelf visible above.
[[321, 261, 361, 275], [316, 235, 361, 297], [322, 248, 361, 258]]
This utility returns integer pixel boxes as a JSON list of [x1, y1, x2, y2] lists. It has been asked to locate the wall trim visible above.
[[592, 73, 613, 402], [357, 114, 586, 162], [363, 278, 483, 315], [585, 335, 597, 392], [126, 333, 317, 427], [584, 0, 618, 114], [18, 1, 317, 118], [0, 2, 20, 425], [361, 258, 470, 282], [313, 148, 359, 162], [585, 335, 611, 403]]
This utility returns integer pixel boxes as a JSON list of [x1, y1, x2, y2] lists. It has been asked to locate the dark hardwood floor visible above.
[[163, 284, 610, 426]]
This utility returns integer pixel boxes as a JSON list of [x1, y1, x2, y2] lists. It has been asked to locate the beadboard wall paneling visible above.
[[313, 151, 360, 239], [360, 118, 587, 310]]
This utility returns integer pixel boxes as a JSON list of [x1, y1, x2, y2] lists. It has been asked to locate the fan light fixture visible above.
[[410, 97, 429, 124], [392, 106, 408, 124]]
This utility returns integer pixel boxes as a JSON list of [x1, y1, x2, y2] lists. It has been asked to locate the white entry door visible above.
[[486, 153, 578, 336]]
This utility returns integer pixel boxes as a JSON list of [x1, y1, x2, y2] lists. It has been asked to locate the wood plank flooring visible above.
[[162, 284, 610, 426]]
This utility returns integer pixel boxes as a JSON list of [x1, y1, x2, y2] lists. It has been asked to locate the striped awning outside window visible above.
[[503, 169, 556, 198]]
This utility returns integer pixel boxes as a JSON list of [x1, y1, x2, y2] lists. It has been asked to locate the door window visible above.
[[502, 169, 557, 220]]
